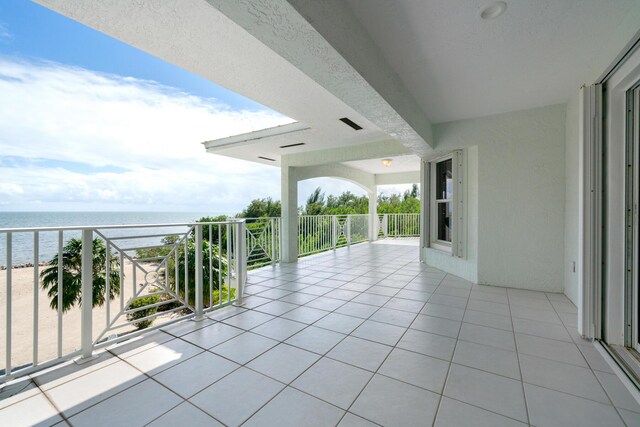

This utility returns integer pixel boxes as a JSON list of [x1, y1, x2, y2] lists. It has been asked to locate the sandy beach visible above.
[[0, 260, 170, 372]]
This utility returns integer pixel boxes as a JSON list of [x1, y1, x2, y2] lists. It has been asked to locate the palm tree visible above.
[[40, 237, 121, 313]]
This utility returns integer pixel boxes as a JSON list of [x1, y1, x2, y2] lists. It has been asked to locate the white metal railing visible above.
[[377, 213, 420, 238], [298, 214, 369, 256], [244, 217, 281, 268], [0, 220, 247, 382]]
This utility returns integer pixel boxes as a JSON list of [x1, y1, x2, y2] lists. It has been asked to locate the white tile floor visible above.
[[1, 242, 639, 426]]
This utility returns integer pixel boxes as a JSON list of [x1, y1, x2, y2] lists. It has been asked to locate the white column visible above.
[[420, 160, 428, 263], [368, 188, 377, 241], [281, 165, 299, 263]]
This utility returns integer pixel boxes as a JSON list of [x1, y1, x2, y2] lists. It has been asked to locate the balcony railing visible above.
[[0, 220, 247, 381], [0, 213, 419, 383]]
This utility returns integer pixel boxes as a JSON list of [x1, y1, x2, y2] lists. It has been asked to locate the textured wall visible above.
[[564, 92, 580, 304], [432, 104, 566, 291], [423, 146, 478, 282]]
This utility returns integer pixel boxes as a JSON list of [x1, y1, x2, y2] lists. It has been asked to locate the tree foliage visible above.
[[40, 238, 120, 313]]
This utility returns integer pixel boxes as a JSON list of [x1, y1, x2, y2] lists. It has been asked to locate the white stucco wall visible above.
[[423, 146, 478, 282], [564, 92, 580, 305], [431, 104, 566, 291]]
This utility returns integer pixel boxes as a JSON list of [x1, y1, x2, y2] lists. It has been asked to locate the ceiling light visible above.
[[479, 1, 507, 20], [381, 159, 392, 167]]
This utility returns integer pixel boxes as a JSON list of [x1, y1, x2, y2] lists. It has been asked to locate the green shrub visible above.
[[126, 295, 161, 330], [212, 286, 236, 306]]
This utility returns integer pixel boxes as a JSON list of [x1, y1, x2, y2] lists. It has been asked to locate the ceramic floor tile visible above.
[[279, 292, 318, 305], [250, 317, 307, 341], [459, 323, 516, 351], [69, 379, 181, 427], [453, 340, 521, 380], [327, 336, 393, 371], [378, 348, 449, 393], [335, 301, 380, 319], [515, 333, 588, 367], [281, 306, 329, 324], [396, 329, 456, 361], [463, 309, 513, 331], [394, 289, 431, 302], [285, 326, 346, 354], [421, 303, 465, 321], [512, 317, 572, 342], [350, 375, 440, 427], [444, 364, 528, 423], [254, 300, 298, 316], [510, 305, 562, 325], [434, 397, 527, 427], [324, 289, 361, 301], [180, 322, 244, 349], [410, 314, 461, 338], [428, 293, 468, 308], [153, 351, 239, 398], [211, 332, 278, 364], [383, 297, 425, 313], [593, 370, 640, 412], [524, 383, 625, 427], [352, 293, 391, 307], [247, 343, 320, 383], [519, 354, 608, 403], [0, 393, 63, 427], [313, 312, 364, 334], [190, 367, 285, 427], [305, 296, 347, 311], [222, 310, 275, 330], [466, 299, 511, 316], [619, 408, 640, 427], [124, 338, 203, 375], [244, 386, 344, 427], [351, 320, 407, 346], [147, 402, 223, 427], [369, 307, 418, 327], [45, 360, 145, 416], [338, 413, 379, 427], [292, 357, 373, 409]]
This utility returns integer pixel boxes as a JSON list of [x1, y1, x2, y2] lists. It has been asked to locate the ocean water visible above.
[[0, 212, 229, 266]]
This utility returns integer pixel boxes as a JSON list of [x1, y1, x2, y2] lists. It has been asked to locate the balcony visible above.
[[1, 235, 637, 426]]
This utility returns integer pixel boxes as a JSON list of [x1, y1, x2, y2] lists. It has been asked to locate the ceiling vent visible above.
[[339, 117, 363, 130], [258, 156, 276, 162], [279, 142, 306, 148]]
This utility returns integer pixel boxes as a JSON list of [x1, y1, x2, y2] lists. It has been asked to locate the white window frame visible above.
[[427, 151, 464, 257]]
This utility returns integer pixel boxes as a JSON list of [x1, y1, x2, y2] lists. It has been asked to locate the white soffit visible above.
[[346, 0, 640, 123], [203, 121, 390, 166], [343, 155, 420, 175]]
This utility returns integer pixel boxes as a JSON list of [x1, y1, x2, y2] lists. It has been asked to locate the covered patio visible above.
[[1, 241, 636, 426]]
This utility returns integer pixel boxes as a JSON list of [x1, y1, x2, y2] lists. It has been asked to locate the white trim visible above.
[[578, 84, 603, 339], [427, 151, 464, 257], [595, 341, 640, 406]]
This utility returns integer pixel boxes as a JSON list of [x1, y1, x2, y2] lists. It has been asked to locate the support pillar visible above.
[[281, 165, 299, 263], [368, 188, 377, 241]]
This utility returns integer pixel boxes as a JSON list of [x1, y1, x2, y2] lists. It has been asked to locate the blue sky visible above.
[[0, 2, 406, 213]]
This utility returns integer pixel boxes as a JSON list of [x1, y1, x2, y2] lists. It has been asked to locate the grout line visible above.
[[508, 288, 531, 425]]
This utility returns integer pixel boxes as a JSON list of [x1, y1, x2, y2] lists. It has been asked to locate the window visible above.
[[428, 151, 463, 256]]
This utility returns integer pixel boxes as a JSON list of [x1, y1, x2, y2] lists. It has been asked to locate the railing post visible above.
[[383, 214, 389, 238], [233, 220, 247, 306], [78, 229, 94, 362], [346, 216, 352, 247], [194, 224, 204, 321], [270, 217, 276, 267], [332, 216, 337, 251]]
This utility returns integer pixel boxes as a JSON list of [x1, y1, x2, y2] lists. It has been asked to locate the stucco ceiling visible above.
[[346, 0, 640, 123], [343, 155, 420, 175]]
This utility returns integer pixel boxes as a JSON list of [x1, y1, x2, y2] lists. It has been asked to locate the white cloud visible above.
[[0, 23, 11, 42], [0, 56, 294, 211]]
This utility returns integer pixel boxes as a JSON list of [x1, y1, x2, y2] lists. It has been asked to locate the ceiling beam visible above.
[[206, 0, 433, 156]]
